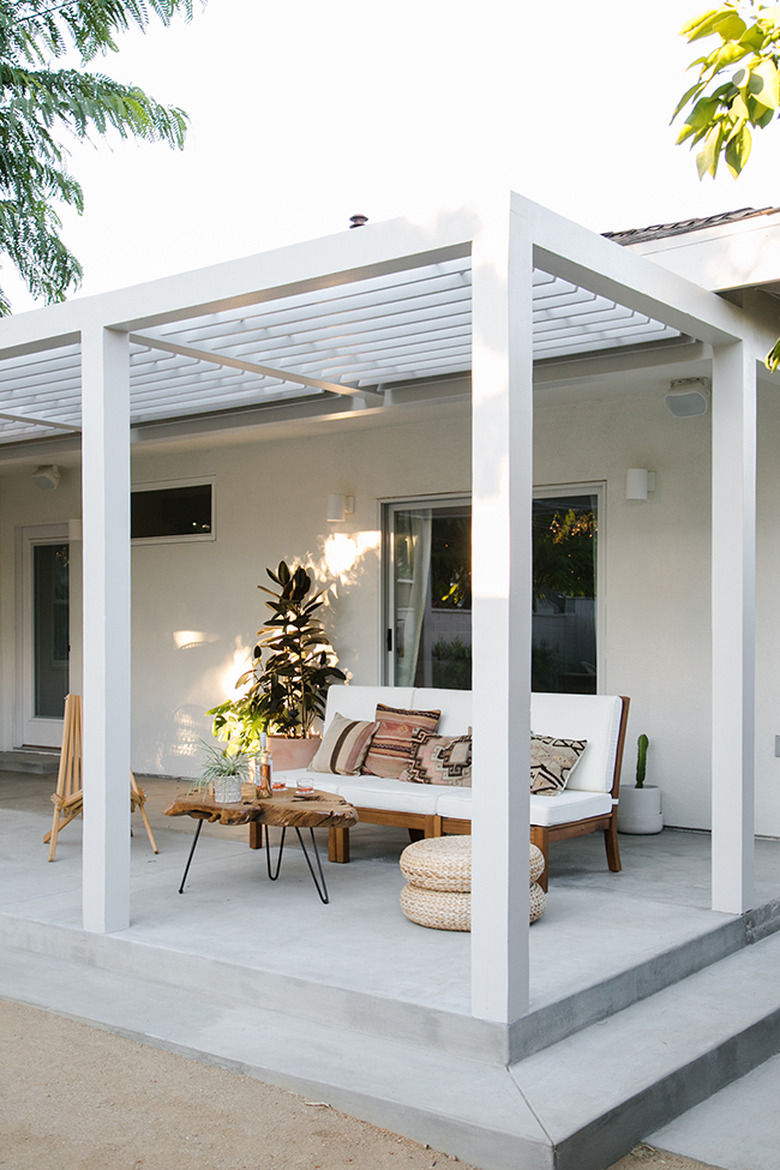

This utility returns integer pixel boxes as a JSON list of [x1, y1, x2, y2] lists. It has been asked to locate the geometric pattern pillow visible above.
[[309, 712, 380, 775], [530, 733, 588, 794], [362, 704, 441, 779], [399, 729, 472, 786]]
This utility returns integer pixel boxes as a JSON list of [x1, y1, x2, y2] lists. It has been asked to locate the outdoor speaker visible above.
[[665, 380, 710, 418], [31, 464, 60, 491]]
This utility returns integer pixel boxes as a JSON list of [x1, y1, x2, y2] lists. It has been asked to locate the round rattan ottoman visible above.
[[399, 836, 546, 931]]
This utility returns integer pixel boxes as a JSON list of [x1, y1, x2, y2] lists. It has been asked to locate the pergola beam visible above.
[[0, 410, 80, 432], [129, 333, 382, 400]]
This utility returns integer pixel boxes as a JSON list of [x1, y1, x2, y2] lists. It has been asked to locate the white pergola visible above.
[[0, 191, 771, 1025]]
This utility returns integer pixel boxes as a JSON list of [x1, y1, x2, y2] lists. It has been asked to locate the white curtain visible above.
[[394, 510, 432, 687]]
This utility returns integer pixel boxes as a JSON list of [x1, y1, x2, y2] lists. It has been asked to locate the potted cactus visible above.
[[617, 733, 663, 834]]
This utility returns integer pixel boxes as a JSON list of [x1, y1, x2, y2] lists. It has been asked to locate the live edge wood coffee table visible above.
[[163, 787, 358, 904]]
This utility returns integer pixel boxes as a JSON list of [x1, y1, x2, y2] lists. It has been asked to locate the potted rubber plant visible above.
[[617, 733, 663, 834], [189, 740, 251, 804], [208, 561, 345, 770]]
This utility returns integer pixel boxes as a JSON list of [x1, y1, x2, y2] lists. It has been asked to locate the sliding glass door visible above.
[[384, 499, 471, 689], [384, 485, 601, 693]]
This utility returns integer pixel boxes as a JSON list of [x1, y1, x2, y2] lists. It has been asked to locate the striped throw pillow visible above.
[[310, 713, 380, 775], [362, 704, 441, 779]]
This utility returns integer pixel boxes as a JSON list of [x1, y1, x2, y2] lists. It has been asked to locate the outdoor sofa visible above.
[[266, 684, 630, 890]]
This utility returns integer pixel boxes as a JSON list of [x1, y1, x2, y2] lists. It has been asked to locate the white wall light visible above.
[[32, 464, 60, 491], [327, 494, 355, 522], [626, 469, 657, 501]]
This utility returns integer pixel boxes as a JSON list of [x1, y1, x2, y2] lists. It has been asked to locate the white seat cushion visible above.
[[435, 789, 472, 820], [529, 790, 613, 826], [337, 776, 441, 815]]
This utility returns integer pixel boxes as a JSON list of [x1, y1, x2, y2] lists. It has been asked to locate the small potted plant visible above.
[[617, 733, 663, 834], [189, 740, 251, 804], [208, 560, 345, 769]]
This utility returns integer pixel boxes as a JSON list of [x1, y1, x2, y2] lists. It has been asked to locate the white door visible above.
[[19, 524, 70, 747]]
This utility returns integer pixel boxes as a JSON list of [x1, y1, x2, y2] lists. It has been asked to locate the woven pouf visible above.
[[400, 884, 471, 931], [399, 836, 546, 929], [400, 835, 472, 892]]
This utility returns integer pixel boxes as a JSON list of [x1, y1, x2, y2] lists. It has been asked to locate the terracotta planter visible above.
[[617, 785, 663, 835], [268, 735, 321, 771]]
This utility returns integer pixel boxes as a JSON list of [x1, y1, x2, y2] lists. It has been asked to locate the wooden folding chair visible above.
[[44, 693, 159, 861]]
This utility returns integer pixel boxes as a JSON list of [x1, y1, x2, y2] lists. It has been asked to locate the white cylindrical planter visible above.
[[618, 785, 663, 834]]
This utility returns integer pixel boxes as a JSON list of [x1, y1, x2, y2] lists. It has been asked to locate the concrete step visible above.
[[648, 1049, 780, 1170], [512, 928, 780, 1170], [0, 750, 59, 775], [1, 910, 780, 1170]]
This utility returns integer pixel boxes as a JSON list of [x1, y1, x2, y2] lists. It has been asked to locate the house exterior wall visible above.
[[2, 374, 779, 837]]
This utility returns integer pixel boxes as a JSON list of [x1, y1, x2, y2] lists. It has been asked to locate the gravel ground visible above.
[[0, 998, 724, 1170]]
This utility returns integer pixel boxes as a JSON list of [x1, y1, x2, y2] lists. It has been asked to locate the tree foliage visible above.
[[675, 3, 780, 369], [674, 2, 780, 180], [0, 0, 194, 313]]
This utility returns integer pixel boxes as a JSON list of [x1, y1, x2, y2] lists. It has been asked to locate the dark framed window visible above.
[[131, 481, 214, 542]]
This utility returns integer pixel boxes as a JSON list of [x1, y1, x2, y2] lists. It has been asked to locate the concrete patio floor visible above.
[[2, 769, 780, 1170]]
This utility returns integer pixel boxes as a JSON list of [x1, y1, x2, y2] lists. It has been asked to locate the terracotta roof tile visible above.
[[604, 207, 780, 245]]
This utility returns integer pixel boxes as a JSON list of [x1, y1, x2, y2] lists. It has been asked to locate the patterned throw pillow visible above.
[[400, 729, 472, 786], [310, 713, 380, 775], [530, 733, 588, 794], [362, 703, 441, 779]]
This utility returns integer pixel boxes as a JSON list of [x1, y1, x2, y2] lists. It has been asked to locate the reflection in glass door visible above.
[[33, 543, 70, 717], [385, 499, 472, 690], [20, 528, 70, 747]]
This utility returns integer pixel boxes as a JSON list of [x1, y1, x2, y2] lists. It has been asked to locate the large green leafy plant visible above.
[[0, 0, 194, 313], [209, 561, 345, 750]]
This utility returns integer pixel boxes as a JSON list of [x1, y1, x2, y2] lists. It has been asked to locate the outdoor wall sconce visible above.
[[327, 494, 355, 522], [32, 464, 60, 491], [626, 469, 657, 501], [665, 377, 710, 417]]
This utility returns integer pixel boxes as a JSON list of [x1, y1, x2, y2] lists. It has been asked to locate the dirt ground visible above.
[[0, 998, 723, 1170]]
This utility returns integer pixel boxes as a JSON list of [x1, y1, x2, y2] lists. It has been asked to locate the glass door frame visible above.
[[16, 523, 70, 748], [381, 494, 471, 686], [382, 484, 605, 690], [532, 480, 606, 692]]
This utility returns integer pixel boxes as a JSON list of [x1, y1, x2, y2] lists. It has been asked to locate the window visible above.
[[383, 485, 601, 692], [131, 480, 214, 543]]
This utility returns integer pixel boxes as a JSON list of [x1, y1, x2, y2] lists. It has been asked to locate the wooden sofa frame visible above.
[[324, 696, 630, 892]]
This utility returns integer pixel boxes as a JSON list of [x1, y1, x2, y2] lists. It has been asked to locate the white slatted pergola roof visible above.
[[0, 250, 684, 449], [0, 195, 769, 1028]]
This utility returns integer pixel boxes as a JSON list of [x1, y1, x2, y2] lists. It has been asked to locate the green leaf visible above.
[[681, 9, 730, 40], [725, 122, 752, 174], [712, 12, 747, 39], [765, 336, 780, 372], [672, 80, 707, 120], [748, 59, 780, 109], [696, 122, 724, 177]]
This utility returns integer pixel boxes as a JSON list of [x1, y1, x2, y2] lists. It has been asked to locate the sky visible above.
[[6, 0, 780, 312]]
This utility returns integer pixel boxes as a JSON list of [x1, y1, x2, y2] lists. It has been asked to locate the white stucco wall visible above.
[[3, 376, 779, 837]]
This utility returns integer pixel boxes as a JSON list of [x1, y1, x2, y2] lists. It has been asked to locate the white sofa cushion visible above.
[[530, 693, 623, 794], [411, 688, 472, 735], [337, 776, 441, 815], [325, 686, 413, 726]]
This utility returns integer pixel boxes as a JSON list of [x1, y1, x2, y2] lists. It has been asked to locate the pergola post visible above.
[[470, 198, 533, 1021], [711, 340, 756, 914], [80, 324, 132, 933]]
